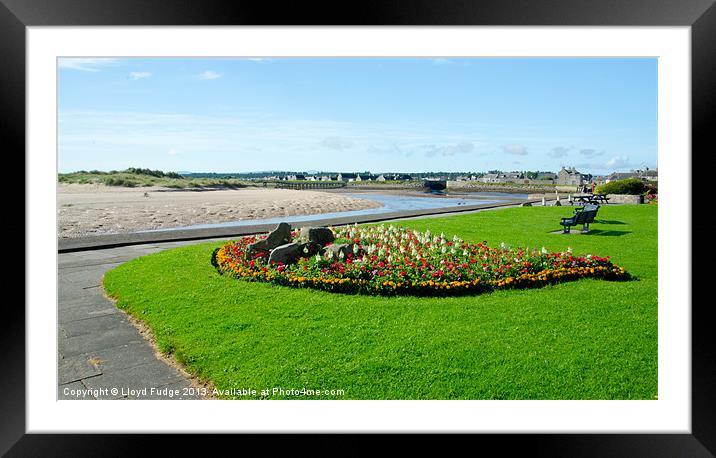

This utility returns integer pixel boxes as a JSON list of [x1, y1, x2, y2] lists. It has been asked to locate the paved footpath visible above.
[[58, 238, 228, 400]]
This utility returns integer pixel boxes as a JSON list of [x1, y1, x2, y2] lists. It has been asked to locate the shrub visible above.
[[595, 178, 647, 195], [643, 182, 658, 195], [104, 177, 137, 187]]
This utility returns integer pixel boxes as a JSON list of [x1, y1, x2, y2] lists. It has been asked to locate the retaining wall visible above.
[[607, 194, 644, 204]]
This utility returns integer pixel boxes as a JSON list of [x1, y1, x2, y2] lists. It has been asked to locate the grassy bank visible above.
[[103, 205, 657, 400], [59, 170, 249, 189]]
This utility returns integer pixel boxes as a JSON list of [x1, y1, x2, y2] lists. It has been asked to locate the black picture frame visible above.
[[5, 0, 713, 455]]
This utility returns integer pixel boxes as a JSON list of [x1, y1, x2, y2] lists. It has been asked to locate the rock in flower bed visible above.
[[213, 223, 631, 297]]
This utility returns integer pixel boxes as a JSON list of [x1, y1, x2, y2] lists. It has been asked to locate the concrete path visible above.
[[57, 238, 228, 400]]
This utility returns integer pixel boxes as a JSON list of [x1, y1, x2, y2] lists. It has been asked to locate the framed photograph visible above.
[[6, 0, 713, 454]]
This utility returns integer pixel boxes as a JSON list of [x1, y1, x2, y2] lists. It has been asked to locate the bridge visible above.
[[260, 181, 347, 190]]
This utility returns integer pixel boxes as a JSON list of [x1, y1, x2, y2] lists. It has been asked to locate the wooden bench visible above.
[[571, 194, 610, 205], [560, 205, 599, 233], [591, 194, 610, 204]]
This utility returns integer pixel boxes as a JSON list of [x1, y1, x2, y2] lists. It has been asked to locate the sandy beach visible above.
[[58, 184, 382, 238]]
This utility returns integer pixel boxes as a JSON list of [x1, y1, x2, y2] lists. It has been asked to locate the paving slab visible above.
[[59, 325, 144, 358], [57, 269, 107, 288], [60, 313, 131, 339], [58, 291, 110, 310], [58, 355, 102, 385], [59, 256, 129, 270], [59, 302, 121, 323], [58, 289, 108, 307], [74, 341, 160, 373]]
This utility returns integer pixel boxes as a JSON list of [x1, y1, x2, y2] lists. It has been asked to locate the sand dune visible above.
[[58, 184, 381, 238]]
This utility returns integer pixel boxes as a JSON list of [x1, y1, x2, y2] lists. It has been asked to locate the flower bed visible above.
[[213, 224, 631, 297]]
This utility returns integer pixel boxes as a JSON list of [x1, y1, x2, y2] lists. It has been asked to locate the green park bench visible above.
[[560, 204, 599, 233]]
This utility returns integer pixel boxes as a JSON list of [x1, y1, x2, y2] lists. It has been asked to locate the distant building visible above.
[[386, 173, 412, 181], [479, 173, 502, 183], [640, 168, 658, 181], [605, 168, 657, 183], [503, 172, 524, 181], [556, 167, 584, 186], [479, 172, 525, 184]]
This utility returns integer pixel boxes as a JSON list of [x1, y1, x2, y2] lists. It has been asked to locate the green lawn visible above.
[[103, 204, 657, 399]]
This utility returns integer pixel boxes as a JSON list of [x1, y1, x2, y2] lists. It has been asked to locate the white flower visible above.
[[315, 254, 322, 262], [541, 247, 548, 254]]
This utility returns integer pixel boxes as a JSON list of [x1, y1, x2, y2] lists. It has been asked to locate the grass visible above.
[[103, 204, 657, 400], [58, 171, 249, 189]]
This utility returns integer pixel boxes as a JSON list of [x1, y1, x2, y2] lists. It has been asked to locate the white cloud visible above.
[[606, 156, 633, 170], [198, 70, 222, 80], [244, 58, 273, 62], [167, 148, 178, 156], [549, 146, 571, 158], [129, 71, 152, 80], [579, 148, 605, 158], [58, 58, 121, 72], [422, 142, 474, 158], [319, 137, 353, 151], [501, 143, 528, 156]]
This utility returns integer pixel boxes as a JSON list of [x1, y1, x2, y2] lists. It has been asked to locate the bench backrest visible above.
[[583, 209, 598, 223], [573, 210, 590, 224], [573, 205, 599, 224]]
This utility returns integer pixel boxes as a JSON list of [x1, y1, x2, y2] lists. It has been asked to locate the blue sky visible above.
[[58, 57, 657, 174]]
